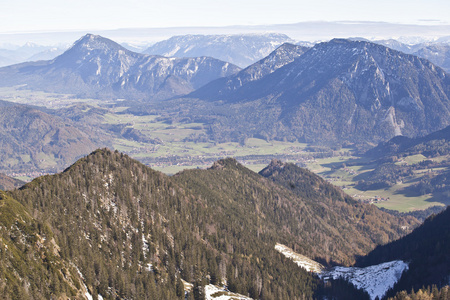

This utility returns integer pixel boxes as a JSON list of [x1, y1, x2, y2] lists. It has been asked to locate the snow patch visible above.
[[205, 284, 252, 300], [275, 243, 325, 273], [85, 290, 93, 300], [321, 260, 409, 300], [146, 263, 153, 271], [275, 243, 409, 300]]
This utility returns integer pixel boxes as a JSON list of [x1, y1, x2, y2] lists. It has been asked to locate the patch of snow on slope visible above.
[[321, 260, 409, 300], [205, 284, 252, 300], [275, 243, 325, 273], [275, 243, 409, 300]]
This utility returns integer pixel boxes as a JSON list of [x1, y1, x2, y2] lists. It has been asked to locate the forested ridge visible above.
[[258, 159, 418, 265], [0, 191, 86, 299], [0, 149, 419, 299]]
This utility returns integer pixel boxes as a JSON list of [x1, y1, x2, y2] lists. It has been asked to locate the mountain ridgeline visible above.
[[143, 33, 295, 68], [1, 149, 419, 299], [258, 159, 417, 264], [1, 35, 449, 146], [187, 43, 309, 100], [0, 34, 240, 101], [172, 38, 450, 145]]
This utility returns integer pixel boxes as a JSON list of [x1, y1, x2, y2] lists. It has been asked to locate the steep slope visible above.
[[0, 100, 102, 173], [357, 206, 450, 297], [6, 149, 418, 299], [0, 34, 240, 101], [0, 191, 86, 299], [187, 39, 450, 144], [413, 44, 450, 73], [0, 173, 25, 191], [258, 159, 418, 265], [10, 150, 321, 299], [143, 33, 294, 68], [189, 43, 309, 100], [173, 158, 417, 266]]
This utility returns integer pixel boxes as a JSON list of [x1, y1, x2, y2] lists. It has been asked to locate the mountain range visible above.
[[372, 39, 450, 73], [1, 35, 450, 174], [168, 38, 450, 145], [0, 43, 68, 67], [0, 34, 240, 101], [0, 35, 449, 146], [142, 33, 295, 68]]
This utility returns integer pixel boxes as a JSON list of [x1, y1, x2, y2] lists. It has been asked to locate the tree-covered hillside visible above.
[[2, 149, 419, 299]]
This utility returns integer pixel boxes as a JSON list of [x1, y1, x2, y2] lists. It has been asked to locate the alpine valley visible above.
[[0, 31, 449, 300]]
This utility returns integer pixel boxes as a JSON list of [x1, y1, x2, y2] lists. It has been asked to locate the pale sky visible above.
[[1, 0, 449, 33]]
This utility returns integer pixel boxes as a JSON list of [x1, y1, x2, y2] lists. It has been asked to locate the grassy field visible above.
[[2, 87, 448, 212], [308, 154, 449, 212]]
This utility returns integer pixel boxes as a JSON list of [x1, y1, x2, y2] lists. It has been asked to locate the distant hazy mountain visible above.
[[372, 39, 450, 73], [0, 34, 240, 101], [187, 39, 450, 144], [0, 43, 68, 67], [26, 47, 67, 62], [372, 39, 422, 54], [120, 42, 152, 53], [413, 43, 450, 73], [143, 33, 294, 68], [0, 55, 15, 67]]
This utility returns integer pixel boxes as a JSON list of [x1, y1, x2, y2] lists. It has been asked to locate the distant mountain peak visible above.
[[68, 33, 130, 54], [186, 38, 450, 144], [0, 34, 239, 101]]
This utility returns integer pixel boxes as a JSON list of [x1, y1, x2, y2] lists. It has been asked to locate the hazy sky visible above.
[[1, 0, 449, 33]]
